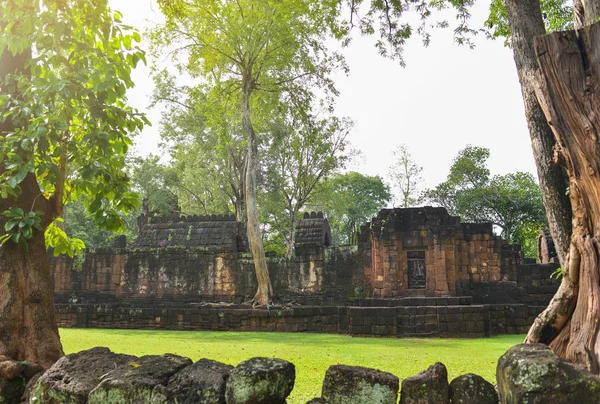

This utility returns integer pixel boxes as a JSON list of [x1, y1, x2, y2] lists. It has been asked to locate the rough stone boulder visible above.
[[400, 362, 449, 404], [28, 347, 136, 404], [88, 353, 192, 403], [0, 377, 25, 404], [225, 357, 295, 404], [321, 364, 399, 404], [166, 358, 233, 404], [449, 374, 498, 404], [497, 343, 600, 403], [0, 357, 25, 380]]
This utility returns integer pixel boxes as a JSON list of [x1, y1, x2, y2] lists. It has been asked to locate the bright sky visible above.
[[116, 0, 538, 197]]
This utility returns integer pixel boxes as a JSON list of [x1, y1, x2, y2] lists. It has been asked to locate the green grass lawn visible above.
[[60, 329, 523, 403]]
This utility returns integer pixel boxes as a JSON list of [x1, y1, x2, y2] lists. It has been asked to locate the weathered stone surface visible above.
[[400, 362, 449, 404], [88, 353, 192, 404], [321, 364, 399, 404], [28, 347, 136, 404], [166, 358, 232, 404], [19, 373, 43, 404], [305, 398, 325, 403], [0, 360, 24, 380], [449, 374, 498, 404], [0, 377, 25, 404], [225, 357, 295, 404], [496, 343, 600, 403]]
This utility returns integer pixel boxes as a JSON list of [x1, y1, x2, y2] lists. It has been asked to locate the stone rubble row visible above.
[[1, 343, 600, 403]]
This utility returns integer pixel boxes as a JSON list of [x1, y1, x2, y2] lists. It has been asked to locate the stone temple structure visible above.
[[52, 207, 560, 338], [357, 207, 521, 297]]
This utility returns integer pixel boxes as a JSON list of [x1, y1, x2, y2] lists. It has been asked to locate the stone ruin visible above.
[[135, 213, 249, 252], [357, 207, 521, 297], [294, 211, 332, 252], [537, 229, 558, 264], [51, 206, 561, 338]]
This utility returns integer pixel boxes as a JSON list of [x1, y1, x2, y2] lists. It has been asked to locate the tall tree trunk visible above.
[[574, 0, 600, 28], [0, 49, 63, 369], [285, 209, 298, 258], [525, 20, 600, 373], [241, 81, 273, 306], [504, 0, 573, 267]]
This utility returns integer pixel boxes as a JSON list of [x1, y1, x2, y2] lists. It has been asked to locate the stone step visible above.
[[352, 296, 473, 307]]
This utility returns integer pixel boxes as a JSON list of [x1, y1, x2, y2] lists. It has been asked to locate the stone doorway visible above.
[[407, 251, 426, 289]]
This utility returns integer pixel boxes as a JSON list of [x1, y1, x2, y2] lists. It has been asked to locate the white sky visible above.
[[115, 0, 538, 197]]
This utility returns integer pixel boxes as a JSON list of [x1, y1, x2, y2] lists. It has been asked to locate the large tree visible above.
[[387, 144, 424, 208], [0, 0, 146, 368], [262, 114, 352, 257], [151, 73, 246, 220], [154, 0, 347, 305], [312, 172, 390, 245], [522, 8, 600, 372], [486, 0, 574, 268]]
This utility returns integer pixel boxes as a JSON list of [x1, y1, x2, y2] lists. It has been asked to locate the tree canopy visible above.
[[0, 0, 147, 252], [426, 145, 547, 257], [387, 144, 424, 208], [312, 172, 390, 245]]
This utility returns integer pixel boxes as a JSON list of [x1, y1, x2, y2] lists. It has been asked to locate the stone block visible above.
[[400, 362, 449, 404], [225, 357, 295, 404], [497, 344, 600, 403], [321, 365, 398, 404], [449, 373, 498, 404], [29, 347, 137, 404], [88, 354, 192, 403], [165, 359, 232, 403]]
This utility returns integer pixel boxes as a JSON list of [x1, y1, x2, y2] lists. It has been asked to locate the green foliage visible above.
[[61, 328, 524, 404], [63, 200, 138, 248], [44, 219, 85, 258], [512, 222, 541, 259], [0, 0, 148, 252], [425, 146, 547, 257], [129, 155, 181, 215], [387, 144, 424, 208], [312, 172, 390, 245], [261, 114, 353, 253], [485, 0, 573, 46], [343, 0, 479, 64], [153, 0, 348, 122], [0, 207, 42, 247], [551, 266, 564, 279], [150, 75, 244, 217]]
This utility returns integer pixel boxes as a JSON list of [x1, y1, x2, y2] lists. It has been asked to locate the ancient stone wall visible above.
[[357, 207, 523, 297], [52, 208, 550, 310], [53, 245, 359, 305], [55, 299, 543, 338]]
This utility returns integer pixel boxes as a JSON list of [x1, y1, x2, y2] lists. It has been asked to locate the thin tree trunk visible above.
[[285, 210, 297, 258], [241, 80, 273, 306], [504, 0, 572, 267], [0, 49, 63, 369], [525, 20, 600, 373]]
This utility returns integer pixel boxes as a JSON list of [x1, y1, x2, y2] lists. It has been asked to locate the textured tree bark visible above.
[[574, 0, 600, 28], [504, 0, 572, 267], [0, 49, 64, 369], [285, 210, 298, 258], [525, 21, 600, 373], [241, 80, 273, 306]]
